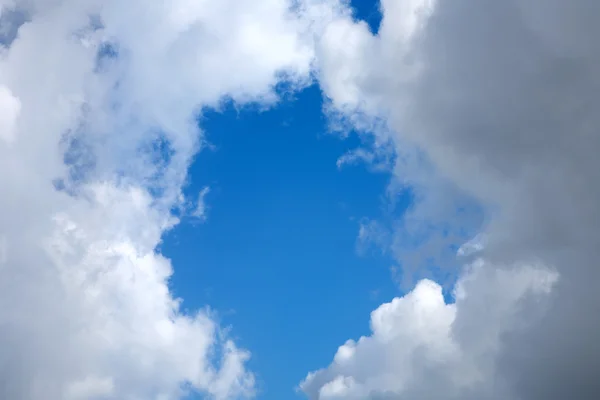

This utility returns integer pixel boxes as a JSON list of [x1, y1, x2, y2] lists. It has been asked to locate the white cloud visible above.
[[65, 376, 115, 400], [192, 186, 211, 221], [304, 0, 600, 399], [301, 257, 558, 400], [0, 0, 345, 399], [336, 146, 394, 172], [0, 84, 20, 143]]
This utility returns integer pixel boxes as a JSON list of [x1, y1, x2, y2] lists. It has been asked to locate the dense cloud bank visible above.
[[302, 0, 600, 399]]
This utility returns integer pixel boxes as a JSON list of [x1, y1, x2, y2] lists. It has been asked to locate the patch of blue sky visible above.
[[161, 83, 400, 399], [349, 0, 382, 34]]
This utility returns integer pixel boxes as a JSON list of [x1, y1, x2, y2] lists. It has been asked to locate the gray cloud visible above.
[[303, 0, 600, 399]]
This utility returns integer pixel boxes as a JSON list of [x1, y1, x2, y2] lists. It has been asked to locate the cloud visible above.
[[301, 256, 558, 400], [303, 0, 600, 399], [0, 0, 341, 399], [192, 186, 211, 222], [356, 219, 390, 255], [336, 146, 394, 173], [0, 85, 20, 143]]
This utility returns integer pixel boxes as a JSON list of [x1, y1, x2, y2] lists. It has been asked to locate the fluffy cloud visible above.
[[0, 0, 336, 399], [301, 251, 558, 399], [303, 0, 600, 399]]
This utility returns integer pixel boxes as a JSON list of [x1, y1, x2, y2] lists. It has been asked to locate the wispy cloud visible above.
[[192, 186, 211, 222]]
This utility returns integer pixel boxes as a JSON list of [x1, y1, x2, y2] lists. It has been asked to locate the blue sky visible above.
[[158, 3, 400, 398], [162, 87, 401, 398]]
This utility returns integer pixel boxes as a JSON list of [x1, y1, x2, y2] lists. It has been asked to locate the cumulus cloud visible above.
[[303, 0, 600, 399], [0, 0, 339, 399], [301, 250, 558, 399]]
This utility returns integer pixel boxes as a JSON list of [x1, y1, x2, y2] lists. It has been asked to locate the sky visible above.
[[1, 1, 600, 400], [161, 84, 398, 400]]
